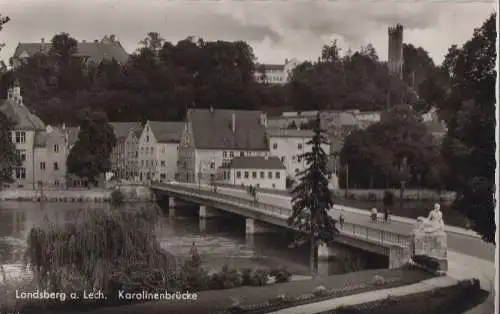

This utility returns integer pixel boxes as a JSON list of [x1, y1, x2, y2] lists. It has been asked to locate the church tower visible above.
[[388, 24, 404, 79]]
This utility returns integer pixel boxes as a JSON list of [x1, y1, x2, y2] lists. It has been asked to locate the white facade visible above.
[[254, 58, 300, 85], [193, 149, 269, 183], [137, 123, 180, 182], [220, 167, 286, 190], [268, 132, 330, 178]]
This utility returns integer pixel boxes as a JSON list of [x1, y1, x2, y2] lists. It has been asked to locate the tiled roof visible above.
[[148, 121, 184, 143], [0, 98, 46, 131], [110, 122, 142, 139], [222, 156, 285, 170], [188, 108, 268, 151], [13, 40, 129, 64], [267, 128, 315, 138]]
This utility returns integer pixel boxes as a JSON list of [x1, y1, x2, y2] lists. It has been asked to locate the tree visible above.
[[340, 104, 443, 190], [0, 14, 9, 53], [67, 109, 117, 186], [440, 13, 496, 243], [288, 113, 337, 277], [0, 110, 20, 186]]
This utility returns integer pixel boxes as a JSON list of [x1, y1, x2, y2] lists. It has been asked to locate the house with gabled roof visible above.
[[177, 108, 270, 183], [0, 81, 83, 188], [138, 121, 184, 182], [11, 35, 129, 68], [109, 122, 143, 180], [217, 156, 287, 190]]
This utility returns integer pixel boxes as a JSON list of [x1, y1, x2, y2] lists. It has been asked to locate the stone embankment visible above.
[[0, 184, 154, 202]]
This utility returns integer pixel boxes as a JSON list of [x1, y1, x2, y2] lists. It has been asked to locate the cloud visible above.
[[0, 0, 495, 65]]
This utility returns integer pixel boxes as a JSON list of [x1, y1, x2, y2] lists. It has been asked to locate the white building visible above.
[[217, 156, 286, 190], [138, 121, 184, 182], [254, 58, 300, 85], [267, 128, 331, 179], [177, 108, 270, 183]]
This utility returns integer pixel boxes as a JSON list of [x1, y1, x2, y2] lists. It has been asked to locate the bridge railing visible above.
[[156, 183, 411, 247]]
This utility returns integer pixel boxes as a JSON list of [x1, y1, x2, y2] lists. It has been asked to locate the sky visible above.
[[0, 0, 496, 66]]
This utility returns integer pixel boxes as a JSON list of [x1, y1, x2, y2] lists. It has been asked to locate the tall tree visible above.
[[0, 110, 20, 186], [440, 13, 496, 243], [340, 104, 443, 190], [0, 14, 10, 53], [66, 109, 117, 186], [288, 113, 337, 277]]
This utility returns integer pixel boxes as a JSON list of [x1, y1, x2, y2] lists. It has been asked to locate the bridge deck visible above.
[[152, 183, 412, 251]]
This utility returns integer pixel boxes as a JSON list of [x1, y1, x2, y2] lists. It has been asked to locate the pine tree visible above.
[[288, 113, 337, 276]]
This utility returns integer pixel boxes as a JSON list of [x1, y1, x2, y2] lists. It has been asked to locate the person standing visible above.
[[383, 190, 394, 223]]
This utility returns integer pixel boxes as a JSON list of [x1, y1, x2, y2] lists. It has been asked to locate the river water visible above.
[[0, 201, 386, 282]]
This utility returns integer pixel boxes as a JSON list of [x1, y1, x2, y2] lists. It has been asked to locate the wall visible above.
[[155, 142, 179, 181], [194, 149, 269, 183], [226, 167, 286, 190], [138, 124, 158, 182], [269, 136, 330, 178], [11, 130, 36, 188], [124, 132, 139, 180]]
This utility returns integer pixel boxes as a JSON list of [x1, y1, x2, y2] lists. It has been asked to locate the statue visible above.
[[415, 203, 445, 234]]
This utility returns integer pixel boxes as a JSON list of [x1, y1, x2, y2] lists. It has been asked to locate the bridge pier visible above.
[[389, 246, 412, 269], [245, 218, 279, 235], [168, 197, 177, 208], [199, 205, 226, 218]]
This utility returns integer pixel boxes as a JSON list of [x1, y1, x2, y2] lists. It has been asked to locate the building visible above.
[[388, 24, 404, 79], [217, 156, 286, 190], [254, 58, 300, 84], [109, 122, 142, 180], [0, 82, 81, 188], [124, 127, 143, 180], [177, 108, 270, 183], [138, 121, 184, 182], [12, 35, 129, 68], [266, 128, 331, 179]]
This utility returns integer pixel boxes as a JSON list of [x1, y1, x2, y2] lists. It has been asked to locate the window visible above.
[[151, 147, 155, 154], [260, 171, 264, 179], [240, 151, 244, 157], [15, 167, 26, 179], [223, 151, 227, 158], [252, 171, 257, 179], [161, 161, 165, 167], [256, 184, 260, 188], [275, 172, 280, 179], [295, 168, 299, 173], [236, 171, 241, 178], [268, 171, 272, 179], [160, 173, 166, 180], [292, 156, 296, 161], [54, 180, 60, 187], [53, 162, 59, 171], [161, 147, 165, 153], [244, 171, 249, 179], [272, 143, 278, 149], [141, 160, 144, 166], [146, 135, 149, 142], [141, 147, 144, 154], [16, 149, 26, 162], [53, 144, 59, 153], [298, 143, 303, 150], [40, 162, 46, 170], [272, 183, 276, 188], [230, 151, 234, 158], [280, 156, 285, 163], [210, 162, 215, 169], [15, 132, 26, 144]]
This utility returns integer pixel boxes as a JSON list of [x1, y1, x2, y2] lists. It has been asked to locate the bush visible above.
[[110, 189, 125, 206], [367, 192, 377, 202], [270, 267, 292, 283], [23, 207, 177, 300], [241, 268, 253, 285], [412, 255, 440, 272], [209, 265, 243, 290], [370, 275, 386, 285], [249, 269, 269, 286], [312, 285, 328, 297]]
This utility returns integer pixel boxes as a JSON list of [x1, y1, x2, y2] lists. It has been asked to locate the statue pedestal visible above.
[[412, 229, 448, 273]]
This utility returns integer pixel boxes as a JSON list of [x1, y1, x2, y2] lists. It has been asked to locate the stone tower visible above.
[[388, 24, 404, 79]]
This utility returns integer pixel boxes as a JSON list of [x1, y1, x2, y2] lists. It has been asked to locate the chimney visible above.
[[231, 112, 236, 133], [41, 38, 45, 44], [285, 58, 288, 64]]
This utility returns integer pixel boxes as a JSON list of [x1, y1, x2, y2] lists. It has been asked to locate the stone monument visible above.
[[411, 203, 448, 273]]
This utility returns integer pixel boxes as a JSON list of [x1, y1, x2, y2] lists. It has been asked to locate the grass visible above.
[[321, 279, 489, 314], [33, 266, 435, 314]]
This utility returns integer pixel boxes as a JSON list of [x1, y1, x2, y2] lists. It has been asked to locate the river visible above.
[[0, 201, 385, 282]]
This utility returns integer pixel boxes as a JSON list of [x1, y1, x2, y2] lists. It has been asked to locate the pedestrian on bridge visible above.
[[383, 190, 394, 223]]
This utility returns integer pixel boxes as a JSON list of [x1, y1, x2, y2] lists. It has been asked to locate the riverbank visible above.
[[0, 185, 154, 202]]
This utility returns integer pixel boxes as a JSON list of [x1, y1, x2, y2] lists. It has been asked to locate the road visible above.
[[169, 182, 495, 262]]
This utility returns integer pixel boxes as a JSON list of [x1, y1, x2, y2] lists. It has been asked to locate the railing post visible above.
[[381, 231, 384, 243]]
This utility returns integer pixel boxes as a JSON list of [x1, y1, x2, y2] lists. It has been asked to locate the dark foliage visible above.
[[0, 110, 20, 185], [288, 113, 338, 276]]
